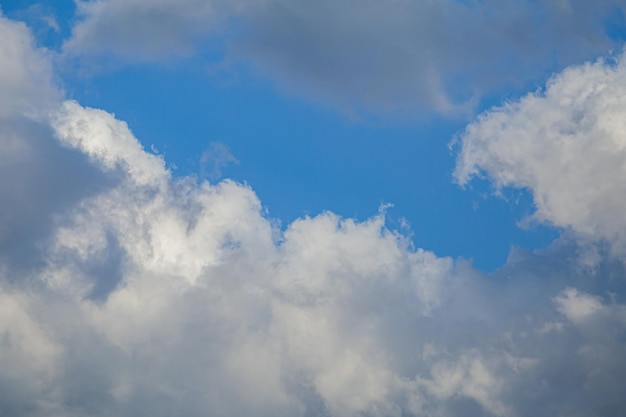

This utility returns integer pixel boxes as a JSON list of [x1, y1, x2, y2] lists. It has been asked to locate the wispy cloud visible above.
[[200, 141, 239, 181]]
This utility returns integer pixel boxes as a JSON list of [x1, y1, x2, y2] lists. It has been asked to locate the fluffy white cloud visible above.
[[454, 51, 626, 251], [62, 0, 626, 113], [2, 11, 626, 417]]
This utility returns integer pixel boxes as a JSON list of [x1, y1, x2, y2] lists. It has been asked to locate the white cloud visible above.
[[62, 0, 626, 113], [554, 287, 606, 324], [454, 51, 626, 251], [2, 11, 626, 417], [52, 101, 168, 186]]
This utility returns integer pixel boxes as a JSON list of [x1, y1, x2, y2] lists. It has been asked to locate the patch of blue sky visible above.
[[66, 60, 558, 271], [1, 0, 74, 49], [2, 0, 568, 270], [605, 4, 626, 42]]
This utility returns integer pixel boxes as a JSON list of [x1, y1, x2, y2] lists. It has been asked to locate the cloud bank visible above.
[[2, 12, 626, 417], [64, 0, 626, 113]]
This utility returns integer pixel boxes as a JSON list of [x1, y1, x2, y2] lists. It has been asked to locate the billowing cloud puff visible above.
[[455, 51, 626, 252], [2, 12, 626, 417], [63, 0, 626, 112]]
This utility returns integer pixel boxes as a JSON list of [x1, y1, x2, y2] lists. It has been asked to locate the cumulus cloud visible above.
[[63, 0, 626, 113], [454, 51, 626, 252], [3, 11, 626, 417]]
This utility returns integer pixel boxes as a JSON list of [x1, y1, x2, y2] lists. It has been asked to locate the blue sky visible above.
[[3, 1, 626, 416], [70, 63, 560, 270], [1, 0, 571, 270]]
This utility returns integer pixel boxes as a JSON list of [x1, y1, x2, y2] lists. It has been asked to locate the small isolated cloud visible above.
[[63, 0, 626, 114], [2, 11, 626, 417], [200, 141, 239, 181]]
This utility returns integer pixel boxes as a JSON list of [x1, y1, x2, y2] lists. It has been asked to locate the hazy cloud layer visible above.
[[64, 0, 626, 112], [2, 12, 626, 417], [0, 15, 58, 117]]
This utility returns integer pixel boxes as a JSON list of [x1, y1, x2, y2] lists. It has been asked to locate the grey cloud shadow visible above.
[[83, 232, 125, 303], [0, 116, 118, 278]]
